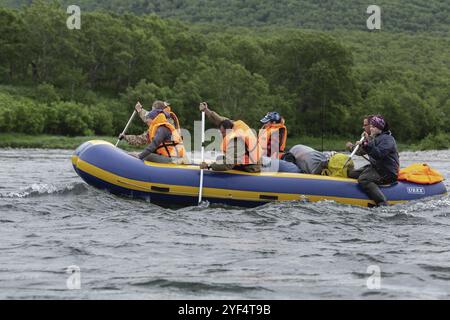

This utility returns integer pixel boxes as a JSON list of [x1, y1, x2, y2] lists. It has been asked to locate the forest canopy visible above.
[[0, 1, 449, 148], [4, 0, 449, 35]]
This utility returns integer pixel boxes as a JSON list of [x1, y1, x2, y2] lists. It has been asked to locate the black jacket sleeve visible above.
[[364, 134, 395, 160]]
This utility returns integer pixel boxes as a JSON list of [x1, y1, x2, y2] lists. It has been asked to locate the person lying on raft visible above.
[[119, 105, 187, 164], [282, 145, 356, 177], [348, 115, 400, 207], [282, 144, 334, 174], [198, 102, 262, 173], [260, 156, 302, 173]]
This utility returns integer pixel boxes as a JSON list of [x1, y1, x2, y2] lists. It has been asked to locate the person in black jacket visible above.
[[349, 115, 400, 206]]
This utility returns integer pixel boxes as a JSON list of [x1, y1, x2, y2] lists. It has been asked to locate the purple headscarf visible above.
[[369, 115, 385, 130]]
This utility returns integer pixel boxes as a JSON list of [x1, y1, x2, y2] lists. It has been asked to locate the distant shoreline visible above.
[[0, 133, 427, 152]]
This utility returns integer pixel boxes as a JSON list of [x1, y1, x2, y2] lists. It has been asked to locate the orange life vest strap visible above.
[[148, 113, 185, 158]]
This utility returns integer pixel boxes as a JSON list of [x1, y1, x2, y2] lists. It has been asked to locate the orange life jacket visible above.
[[162, 106, 181, 132], [398, 163, 444, 184], [221, 120, 261, 166], [147, 113, 185, 158], [258, 121, 287, 159]]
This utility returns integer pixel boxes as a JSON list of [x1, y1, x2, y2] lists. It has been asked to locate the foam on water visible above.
[[1, 183, 88, 198]]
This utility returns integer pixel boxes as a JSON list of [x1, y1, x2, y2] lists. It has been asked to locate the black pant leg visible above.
[[358, 167, 387, 205], [348, 164, 371, 179], [142, 153, 175, 163]]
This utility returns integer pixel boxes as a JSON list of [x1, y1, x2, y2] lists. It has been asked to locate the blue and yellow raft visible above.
[[72, 140, 447, 208]]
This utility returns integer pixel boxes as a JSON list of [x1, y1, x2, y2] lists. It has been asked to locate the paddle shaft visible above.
[[344, 134, 366, 167], [115, 110, 137, 147], [198, 111, 206, 204]]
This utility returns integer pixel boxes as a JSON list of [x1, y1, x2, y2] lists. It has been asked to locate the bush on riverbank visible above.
[[0, 132, 445, 152], [0, 133, 142, 150], [0, 91, 115, 136], [411, 133, 450, 151]]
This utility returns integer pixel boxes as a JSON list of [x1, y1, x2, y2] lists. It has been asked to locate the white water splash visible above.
[[1, 183, 83, 198]]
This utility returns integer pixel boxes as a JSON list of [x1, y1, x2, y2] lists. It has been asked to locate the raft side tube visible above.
[[72, 140, 447, 207]]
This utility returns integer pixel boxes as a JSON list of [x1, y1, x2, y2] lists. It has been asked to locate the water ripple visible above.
[[1, 148, 450, 299], [131, 278, 271, 293]]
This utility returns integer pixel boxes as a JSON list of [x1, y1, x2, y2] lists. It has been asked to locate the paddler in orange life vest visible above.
[[137, 100, 181, 133], [198, 102, 262, 173], [119, 101, 186, 163], [258, 111, 287, 159]]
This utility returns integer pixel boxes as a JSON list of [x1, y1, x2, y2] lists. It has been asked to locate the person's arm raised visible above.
[[199, 102, 229, 127], [135, 101, 148, 123]]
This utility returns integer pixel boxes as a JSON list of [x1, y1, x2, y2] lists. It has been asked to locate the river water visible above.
[[0, 148, 449, 299]]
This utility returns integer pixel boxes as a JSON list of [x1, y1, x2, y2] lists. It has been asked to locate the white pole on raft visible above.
[[115, 110, 137, 147], [344, 132, 365, 167], [198, 111, 206, 204]]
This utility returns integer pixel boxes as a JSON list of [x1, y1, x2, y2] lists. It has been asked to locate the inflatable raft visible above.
[[72, 140, 447, 208]]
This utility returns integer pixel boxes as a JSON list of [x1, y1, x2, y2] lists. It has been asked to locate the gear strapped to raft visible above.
[[398, 163, 444, 184]]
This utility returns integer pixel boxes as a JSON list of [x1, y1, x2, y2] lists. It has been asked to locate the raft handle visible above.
[[259, 195, 278, 200], [117, 179, 148, 191], [151, 186, 170, 193]]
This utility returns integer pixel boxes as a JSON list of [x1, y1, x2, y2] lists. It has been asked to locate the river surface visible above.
[[0, 148, 449, 299]]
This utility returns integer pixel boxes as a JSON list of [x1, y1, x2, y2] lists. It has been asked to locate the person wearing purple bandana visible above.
[[346, 115, 373, 154], [349, 115, 400, 207]]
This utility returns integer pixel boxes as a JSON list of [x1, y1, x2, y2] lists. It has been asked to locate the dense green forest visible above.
[[0, 1, 449, 149], [4, 0, 449, 34]]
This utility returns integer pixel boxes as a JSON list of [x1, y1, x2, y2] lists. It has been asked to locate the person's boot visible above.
[[363, 182, 388, 205], [377, 201, 389, 207]]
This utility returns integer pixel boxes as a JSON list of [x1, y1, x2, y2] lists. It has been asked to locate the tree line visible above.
[[0, 1, 449, 149], [5, 0, 449, 35]]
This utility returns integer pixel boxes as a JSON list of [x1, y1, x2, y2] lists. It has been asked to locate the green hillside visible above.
[[0, 1, 449, 149], [3, 0, 449, 34]]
